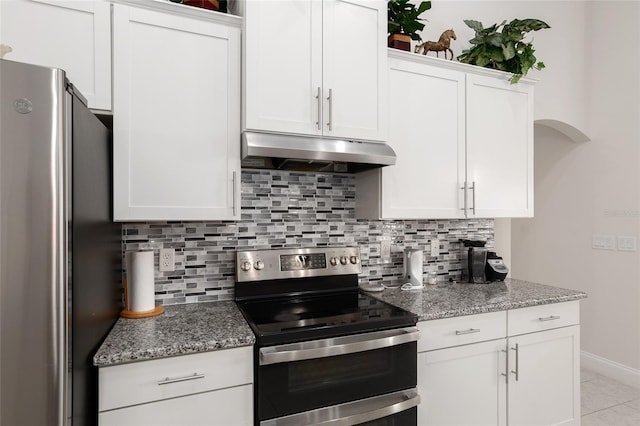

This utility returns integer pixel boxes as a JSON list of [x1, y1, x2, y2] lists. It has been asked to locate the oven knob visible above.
[[240, 261, 252, 272], [350, 256, 359, 264], [340, 256, 348, 265], [330, 257, 338, 266], [254, 260, 265, 270]]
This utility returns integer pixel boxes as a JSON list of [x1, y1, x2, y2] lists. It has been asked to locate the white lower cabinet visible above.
[[417, 302, 580, 426], [98, 346, 253, 426], [418, 339, 507, 426]]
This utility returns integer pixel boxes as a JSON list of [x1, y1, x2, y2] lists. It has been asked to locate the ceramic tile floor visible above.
[[581, 368, 640, 425]]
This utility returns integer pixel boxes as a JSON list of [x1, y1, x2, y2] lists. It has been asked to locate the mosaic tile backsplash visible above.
[[122, 170, 494, 305]]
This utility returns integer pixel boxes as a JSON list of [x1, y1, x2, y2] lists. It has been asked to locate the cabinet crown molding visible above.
[[111, 0, 243, 27], [388, 48, 537, 86]]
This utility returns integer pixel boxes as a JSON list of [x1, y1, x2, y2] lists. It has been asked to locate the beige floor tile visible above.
[[581, 368, 603, 383], [581, 376, 640, 413], [624, 398, 640, 411], [582, 404, 640, 426]]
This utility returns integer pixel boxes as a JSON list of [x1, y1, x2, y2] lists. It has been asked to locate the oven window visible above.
[[288, 349, 391, 392], [259, 341, 417, 421]]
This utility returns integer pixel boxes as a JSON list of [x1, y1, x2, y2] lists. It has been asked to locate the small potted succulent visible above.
[[457, 18, 550, 83], [387, 0, 432, 51]]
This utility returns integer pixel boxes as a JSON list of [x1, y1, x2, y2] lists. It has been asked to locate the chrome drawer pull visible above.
[[538, 315, 561, 322], [455, 328, 481, 335], [260, 327, 418, 366], [157, 373, 205, 386]]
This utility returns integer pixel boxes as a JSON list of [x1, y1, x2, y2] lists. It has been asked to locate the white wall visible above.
[[511, 1, 640, 372]]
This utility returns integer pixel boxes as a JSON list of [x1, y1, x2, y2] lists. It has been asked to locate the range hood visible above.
[[241, 132, 396, 173]]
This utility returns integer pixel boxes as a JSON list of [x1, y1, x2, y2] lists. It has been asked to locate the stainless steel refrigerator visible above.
[[0, 59, 121, 425]]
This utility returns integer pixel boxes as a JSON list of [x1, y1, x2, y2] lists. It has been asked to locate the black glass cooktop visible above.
[[237, 290, 418, 346]]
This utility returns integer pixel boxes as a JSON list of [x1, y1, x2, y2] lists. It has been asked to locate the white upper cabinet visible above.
[[0, 0, 112, 110], [243, 0, 387, 142], [466, 73, 534, 217], [356, 50, 535, 219], [112, 2, 241, 221]]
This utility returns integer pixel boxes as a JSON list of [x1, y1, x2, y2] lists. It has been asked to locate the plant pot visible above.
[[388, 33, 411, 51]]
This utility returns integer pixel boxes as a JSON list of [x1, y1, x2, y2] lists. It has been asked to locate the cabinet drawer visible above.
[[99, 384, 253, 426], [99, 346, 253, 412], [508, 301, 579, 336], [418, 311, 507, 352]]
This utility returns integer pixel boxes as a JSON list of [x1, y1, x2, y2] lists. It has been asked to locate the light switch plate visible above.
[[592, 235, 616, 250], [617, 236, 637, 252]]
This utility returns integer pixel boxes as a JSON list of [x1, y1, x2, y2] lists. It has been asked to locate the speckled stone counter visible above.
[[93, 301, 255, 367], [367, 278, 587, 321]]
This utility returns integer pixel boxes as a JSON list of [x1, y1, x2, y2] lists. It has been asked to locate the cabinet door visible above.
[[112, 4, 240, 221], [0, 0, 111, 110], [418, 339, 507, 426], [243, 0, 323, 136], [508, 326, 580, 426], [322, 0, 387, 141], [99, 384, 252, 426], [380, 59, 465, 219], [466, 74, 534, 217]]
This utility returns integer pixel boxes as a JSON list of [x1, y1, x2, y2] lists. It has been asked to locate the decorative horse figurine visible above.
[[414, 29, 457, 60]]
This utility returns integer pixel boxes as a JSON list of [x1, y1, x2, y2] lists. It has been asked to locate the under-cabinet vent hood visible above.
[[241, 132, 396, 173]]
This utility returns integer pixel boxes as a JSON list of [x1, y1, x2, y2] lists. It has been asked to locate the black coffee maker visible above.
[[460, 239, 509, 283]]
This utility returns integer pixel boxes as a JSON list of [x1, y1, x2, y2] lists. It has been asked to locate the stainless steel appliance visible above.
[[402, 248, 424, 289], [0, 60, 120, 425], [235, 247, 419, 425], [241, 131, 397, 173], [460, 240, 509, 283]]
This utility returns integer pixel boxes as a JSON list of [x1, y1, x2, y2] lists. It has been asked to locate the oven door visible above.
[[257, 327, 419, 424]]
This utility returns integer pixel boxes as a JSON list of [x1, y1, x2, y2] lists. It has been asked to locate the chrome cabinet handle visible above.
[[260, 389, 420, 426], [471, 181, 476, 215], [260, 327, 418, 366], [500, 348, 509, 384], [455, 328, 481, 335], [460, 181, 468, 215], [510, 344, 519, 381], [158, 373, 205, 386], [326, 88, 333, 131], [538, 315, 561, 322], [315, 86, 321, 130], [232, 171, 237, 216]]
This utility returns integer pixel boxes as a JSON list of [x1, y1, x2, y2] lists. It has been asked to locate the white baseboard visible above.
[[581, 351, 640, 389]]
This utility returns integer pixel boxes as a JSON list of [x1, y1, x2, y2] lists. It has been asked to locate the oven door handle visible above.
[[260, 388, 420, 426], [259, 327, 418, 366]]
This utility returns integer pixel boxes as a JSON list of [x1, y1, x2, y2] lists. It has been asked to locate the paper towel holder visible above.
[[121, 277, 165, 318], [121, 249, 165, 319]]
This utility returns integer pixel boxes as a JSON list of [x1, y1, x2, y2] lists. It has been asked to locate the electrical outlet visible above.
[[380, 240, 392, 264], [430, 239, 440, 257], [159, 248, 175, 272]]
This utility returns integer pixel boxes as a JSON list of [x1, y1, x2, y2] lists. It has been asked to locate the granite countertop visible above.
[[367, 278, 587, 321], [94, 279, 586, 367], [93, 301, 255, 367]]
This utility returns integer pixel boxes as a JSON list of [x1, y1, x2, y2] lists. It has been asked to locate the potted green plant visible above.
[[457, 18, 550, 83], [387, 0, 431, 51]]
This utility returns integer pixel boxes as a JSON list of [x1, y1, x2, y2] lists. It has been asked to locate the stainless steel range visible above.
[[235, 247, 420, 426]]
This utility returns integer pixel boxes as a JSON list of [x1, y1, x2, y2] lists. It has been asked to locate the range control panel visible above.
[[236, 247, 362, 282]]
